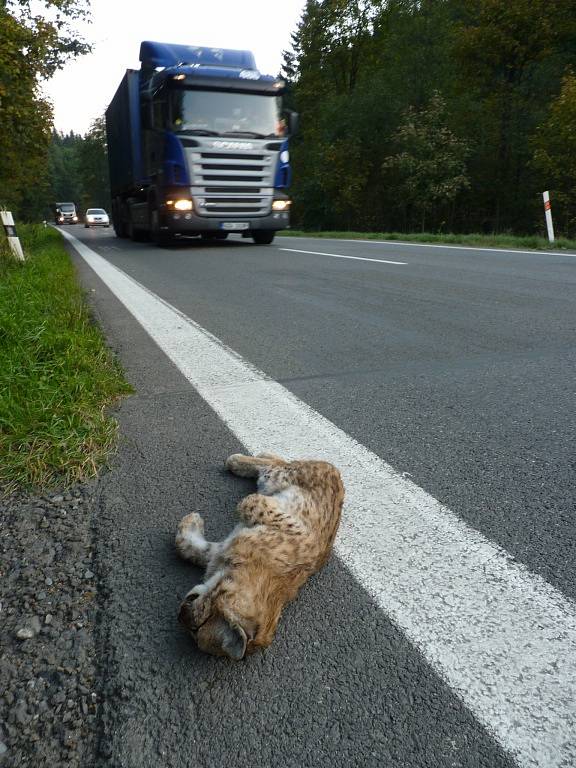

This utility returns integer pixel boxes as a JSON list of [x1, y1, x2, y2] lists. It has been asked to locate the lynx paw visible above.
[[177, 512, 205, 536], [225, 454, 247, 472], [175, 513, 209, 565], [256, 452, 284, 462], [184, 583, 206, 600]]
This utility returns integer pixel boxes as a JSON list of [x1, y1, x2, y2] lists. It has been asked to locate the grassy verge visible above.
[[0, 224, 133, 493], [279, 230, 576, 251]]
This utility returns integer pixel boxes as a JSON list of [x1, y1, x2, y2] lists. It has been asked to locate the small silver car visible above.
[[84, 208, 110, 228]]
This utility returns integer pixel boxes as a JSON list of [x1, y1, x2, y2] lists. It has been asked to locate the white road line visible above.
[[62, 229, 576, 768], [279, 247, 407, 266], [280, 236, 576, 258]]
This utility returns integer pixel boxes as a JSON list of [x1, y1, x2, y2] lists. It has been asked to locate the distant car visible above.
[[84, 208, 110, 228], [53, 202, 78, 224]]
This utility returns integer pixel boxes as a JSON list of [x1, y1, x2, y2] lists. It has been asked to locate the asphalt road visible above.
[[62, 227, 575, 768]]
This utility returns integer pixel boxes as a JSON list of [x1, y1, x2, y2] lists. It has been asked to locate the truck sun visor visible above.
[[139, 42, 257, 71]]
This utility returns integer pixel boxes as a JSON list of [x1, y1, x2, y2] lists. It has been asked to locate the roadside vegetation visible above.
[[0, 225, 132, 493], [5, 1, 576, 242], [279, 231, 576, 251], [284, 0, 576, 239], [0, 0, 91, 221], [48, 120, 111, 216]]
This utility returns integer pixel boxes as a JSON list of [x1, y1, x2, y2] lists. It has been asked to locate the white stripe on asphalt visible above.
[[61, 229, 576, 768], [280, 235, 576, 258], [279, 247, 407, 265]]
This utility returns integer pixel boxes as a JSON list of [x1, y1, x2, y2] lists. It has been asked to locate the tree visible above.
[[5, 0, 90, 77], [78, 117, 110, 211], [48, 131, 84, 205], [273, 0, 576, 234], [453, 0, 576, 230], [382, 92, 470, 231], [0, 1, 90, 219], [0, 11, 53, 217], [533, 72, 576, 236]]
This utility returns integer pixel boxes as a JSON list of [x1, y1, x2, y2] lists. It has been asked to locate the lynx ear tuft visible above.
[[217, 619, 248, 661]]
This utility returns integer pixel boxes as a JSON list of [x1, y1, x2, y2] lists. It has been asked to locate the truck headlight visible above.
[[174, 199, 193, 211], [272, 199, 291, 211]]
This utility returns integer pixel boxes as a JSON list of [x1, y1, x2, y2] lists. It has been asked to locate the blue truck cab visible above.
[[105, 41, 297, 245]]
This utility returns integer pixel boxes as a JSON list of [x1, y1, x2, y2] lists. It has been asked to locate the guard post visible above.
[[1, 210, 25, 261], [542, 191, 555, 244]]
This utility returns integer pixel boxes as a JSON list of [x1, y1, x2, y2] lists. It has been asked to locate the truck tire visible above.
[[150, 207, 173, 247], [112, 203, 129, 238], [252, 231, 275, 245], [127, 211, 148, 242]]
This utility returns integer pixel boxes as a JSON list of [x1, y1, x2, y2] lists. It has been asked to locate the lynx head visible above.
[[178, 592, 255, 661]]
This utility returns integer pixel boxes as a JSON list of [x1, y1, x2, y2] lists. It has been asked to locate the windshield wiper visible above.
[[176, 129, 220, 136]]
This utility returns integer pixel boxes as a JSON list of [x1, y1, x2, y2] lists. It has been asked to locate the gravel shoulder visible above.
[[0, 486, 100, 767]]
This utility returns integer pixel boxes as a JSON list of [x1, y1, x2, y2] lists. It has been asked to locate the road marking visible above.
[[279, 236, 576, 259], [279, 247, 407, 266], [61, 228, 576, 768]]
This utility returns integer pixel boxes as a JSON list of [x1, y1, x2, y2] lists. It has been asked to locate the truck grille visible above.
[[188, 149, 275, 217]]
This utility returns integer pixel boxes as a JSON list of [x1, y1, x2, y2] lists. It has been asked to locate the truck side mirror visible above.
[[286, 111, 299, 136]]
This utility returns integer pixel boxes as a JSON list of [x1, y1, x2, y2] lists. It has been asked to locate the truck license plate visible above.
[[220, 222, 249, 231]]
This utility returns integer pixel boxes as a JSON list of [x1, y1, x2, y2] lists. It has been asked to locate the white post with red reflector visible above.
[[1, 210, 25, 261], [543, 191, 555, 244]]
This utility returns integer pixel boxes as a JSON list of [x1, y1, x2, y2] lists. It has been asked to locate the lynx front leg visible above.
[[175, 513, 215, 567], [225, 452, 285, 478], [237, 493, 305, 533]]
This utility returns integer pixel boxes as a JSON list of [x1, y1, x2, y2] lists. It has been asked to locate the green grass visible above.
[[279, 230, 576, 251], [0, 225, 133, 493]]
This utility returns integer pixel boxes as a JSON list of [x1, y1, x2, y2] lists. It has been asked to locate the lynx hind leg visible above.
[[175, 513, 211, 566], [256, 452, 285, 462], [225, 452, 286, 478]]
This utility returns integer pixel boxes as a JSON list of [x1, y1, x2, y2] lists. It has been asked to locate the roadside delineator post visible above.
[[543, 191, 555, 244], [0, 210, 25, 261]]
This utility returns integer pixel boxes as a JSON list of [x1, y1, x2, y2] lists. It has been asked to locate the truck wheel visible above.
[[127, 214, 148, 242], [252, 231, 275, 245], [150, 208, 173, 247], [154, 231, 173, 246], [113, 220, 128, 238], [112, 200, 129, 238]]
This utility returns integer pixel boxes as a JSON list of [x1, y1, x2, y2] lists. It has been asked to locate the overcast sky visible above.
[[42, 0, 307, 135]]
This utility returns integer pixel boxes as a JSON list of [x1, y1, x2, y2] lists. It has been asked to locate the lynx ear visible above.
[[215, 618, 248, 661]]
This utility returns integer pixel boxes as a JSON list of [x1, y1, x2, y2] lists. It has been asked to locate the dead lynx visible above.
[[176, 453, 344, 660]]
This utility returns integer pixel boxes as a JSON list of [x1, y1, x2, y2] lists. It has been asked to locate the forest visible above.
[[0, 0, 93, 220], [2, 0, 576, 236], [48, 120, 110, 216], [283, 0, 576, 235]]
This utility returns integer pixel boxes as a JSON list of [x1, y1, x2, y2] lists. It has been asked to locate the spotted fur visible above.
[[176, 453, 345, 660]]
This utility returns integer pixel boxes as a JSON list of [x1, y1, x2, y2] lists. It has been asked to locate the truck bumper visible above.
[[162, 209, 290, 234]]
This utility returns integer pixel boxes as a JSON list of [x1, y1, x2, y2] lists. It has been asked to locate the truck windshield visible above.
[[59, 204, 75, 212], [170, 90, 285, 138]]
